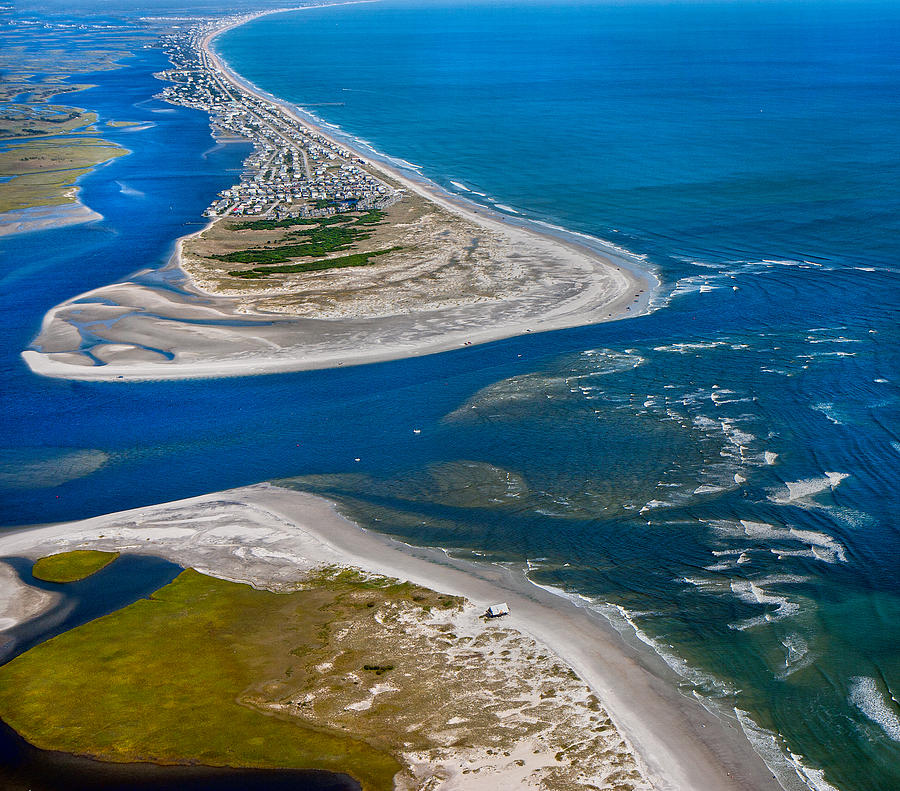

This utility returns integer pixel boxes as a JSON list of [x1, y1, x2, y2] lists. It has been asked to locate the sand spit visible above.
[[22, 7, 654, 382], [0, 562, 58, 634], [0, 483, 782, 791]]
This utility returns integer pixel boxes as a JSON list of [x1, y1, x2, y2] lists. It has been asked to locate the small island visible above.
[[31, 549, 120, 583], [0, 482, 782, 791]]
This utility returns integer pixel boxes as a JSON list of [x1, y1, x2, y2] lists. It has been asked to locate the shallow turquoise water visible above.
[[2, 2, 900, 789]]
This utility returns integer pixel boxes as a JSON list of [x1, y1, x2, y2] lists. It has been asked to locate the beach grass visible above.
[[32, 549, 120, 583], [216, 210, 387, 264]]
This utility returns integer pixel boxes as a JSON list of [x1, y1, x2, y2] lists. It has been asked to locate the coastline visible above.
[[21, 4, 656, 382], [0, 482, 782, 791], [203, 6, 655, 292]]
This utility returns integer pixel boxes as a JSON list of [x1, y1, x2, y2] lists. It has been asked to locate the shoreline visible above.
[[204, 7, 655, 292], [21, 4, 656, 382], [0, 483, 783, 791]]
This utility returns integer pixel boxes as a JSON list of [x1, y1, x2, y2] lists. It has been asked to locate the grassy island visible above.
[[0, 137, 126, 214], [32, 549, 120, 583]]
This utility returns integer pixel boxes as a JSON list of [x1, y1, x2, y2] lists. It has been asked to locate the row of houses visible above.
[[157, 23, 396, 219]]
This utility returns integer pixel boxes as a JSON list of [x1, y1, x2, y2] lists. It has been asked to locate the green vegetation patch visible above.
[[228, 247, 402, 280], [0, 106, 97, 140], [0, 137, 124, 175], [213, 225, 375, 264], [352, 210, 386, 226], [0, 569, 411, 791], [32, 550, 119, 583], [231, 215, 345, 231], [216, 210, 388, 265]]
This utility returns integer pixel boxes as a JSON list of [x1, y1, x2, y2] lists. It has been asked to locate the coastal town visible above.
[[23, 11, 645, 381], [157, 18, 398, 220]]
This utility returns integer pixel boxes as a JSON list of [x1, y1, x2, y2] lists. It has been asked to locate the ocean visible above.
[[2, 1, 900, 789]]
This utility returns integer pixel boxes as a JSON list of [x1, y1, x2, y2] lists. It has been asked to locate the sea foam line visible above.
[[734, 709, 840, 791]]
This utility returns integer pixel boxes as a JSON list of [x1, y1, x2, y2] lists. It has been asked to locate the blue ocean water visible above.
[[2, 2, 900, 789]]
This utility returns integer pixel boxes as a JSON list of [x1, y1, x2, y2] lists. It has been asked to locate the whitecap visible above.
[[729, 577, 805, 622], [771, 472, 848, 505], [639, 499, 670, 513], [788, 527, 847, 563], [711, 519, 847, 564], [779, 632, 811, 676], [652, 340, 729, 353], [812, 403, 843, 425], [694, 484, 726, 495], [849, 676, 900, 742]]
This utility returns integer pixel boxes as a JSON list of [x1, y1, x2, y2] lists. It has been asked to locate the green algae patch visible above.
[[32, 549, 119, 583], [0, 569, 403, 791]]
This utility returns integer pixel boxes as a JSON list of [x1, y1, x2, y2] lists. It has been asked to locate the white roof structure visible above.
[[486, 602, 510, 618]]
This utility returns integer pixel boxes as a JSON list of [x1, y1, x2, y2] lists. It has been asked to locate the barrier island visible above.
[[22, 9, 654, 381]]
